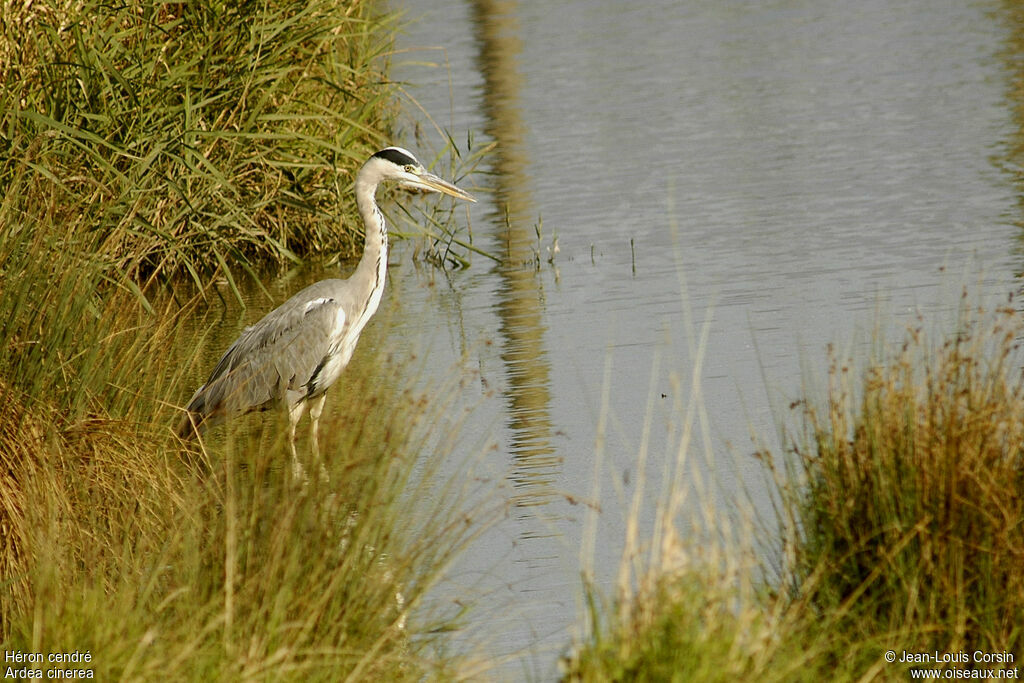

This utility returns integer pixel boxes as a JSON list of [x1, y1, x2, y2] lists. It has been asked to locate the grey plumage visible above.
[[180, 282, 345, 424], [175, 147, 475, 473]]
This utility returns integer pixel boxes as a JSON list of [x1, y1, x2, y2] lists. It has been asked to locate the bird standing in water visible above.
[[176, 147, 475, 475]]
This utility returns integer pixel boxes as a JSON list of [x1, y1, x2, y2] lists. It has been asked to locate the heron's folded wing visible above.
[[194, 296, 346, 417]]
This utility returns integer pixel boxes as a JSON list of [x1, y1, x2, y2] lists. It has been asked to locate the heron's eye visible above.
[[404, 165, 416, 173]]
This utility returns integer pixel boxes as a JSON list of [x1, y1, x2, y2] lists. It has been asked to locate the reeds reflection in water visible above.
[[470, 0, 561, 511]]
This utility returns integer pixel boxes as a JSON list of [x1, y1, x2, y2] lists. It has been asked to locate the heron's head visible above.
[[362, 147, 476, 202]]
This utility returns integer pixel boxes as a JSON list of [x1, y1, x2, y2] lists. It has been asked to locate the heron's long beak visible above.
[[403, 171, 476, 202]]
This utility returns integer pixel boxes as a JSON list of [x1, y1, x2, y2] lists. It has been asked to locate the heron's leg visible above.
[[309, 393, 327, 455], [309, 393, 329, 482], [288, 401, 307, 480]]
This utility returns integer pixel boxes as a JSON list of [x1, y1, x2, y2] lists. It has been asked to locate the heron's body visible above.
[[181, 278, 370, 424], [176, 147, 474, 473]]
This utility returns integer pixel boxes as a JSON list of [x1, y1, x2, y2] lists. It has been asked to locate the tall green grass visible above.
[[0, 0, 396, 291]]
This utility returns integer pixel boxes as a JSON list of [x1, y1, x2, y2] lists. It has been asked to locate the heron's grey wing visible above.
[[186, 292, 347, 421]]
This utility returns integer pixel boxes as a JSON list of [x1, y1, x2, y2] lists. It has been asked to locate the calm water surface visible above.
[[202, 0, 1024, 677]]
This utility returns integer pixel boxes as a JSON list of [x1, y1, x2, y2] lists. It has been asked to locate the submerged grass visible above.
[[564, 298, 1024, 681]]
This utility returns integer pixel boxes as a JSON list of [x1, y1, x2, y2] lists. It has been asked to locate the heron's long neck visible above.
[[351, 175, 389, 328]]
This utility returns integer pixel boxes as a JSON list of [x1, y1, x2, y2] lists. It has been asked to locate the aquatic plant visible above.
[[777, 298, 1024, 661], [563, 298, 1024, 680]]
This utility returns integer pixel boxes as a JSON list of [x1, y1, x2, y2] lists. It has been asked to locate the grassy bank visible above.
[[0, 218, 490, 679], [0, 0, 396, 292], [0, 1, 497, 679], [563, 302, 1024, 681], [780, 301, 1024, 666]]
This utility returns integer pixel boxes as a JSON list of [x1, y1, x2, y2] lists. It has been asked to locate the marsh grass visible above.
[[562, 345, 852, 682], [564, 298, 1024, 681], [0, 195, 494, 681], [0, 0, 397, 293], [775, 298, 1024, 663], [0, 1, 501, 677], [386, 131, 496, 269]]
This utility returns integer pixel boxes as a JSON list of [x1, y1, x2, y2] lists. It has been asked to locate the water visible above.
[[381, 0, 1024, 675], [194, 0, 1024, 677]]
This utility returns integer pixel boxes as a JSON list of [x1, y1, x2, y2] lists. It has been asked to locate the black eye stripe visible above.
[[372, 148, 418, 167]]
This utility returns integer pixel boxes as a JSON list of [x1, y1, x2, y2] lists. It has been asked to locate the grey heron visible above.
[[175, 147, 475, 474]]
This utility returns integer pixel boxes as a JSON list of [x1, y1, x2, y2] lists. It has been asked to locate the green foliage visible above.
[[564, 575, 838, 683], [0, 0, 396, 288], [564, 302, 1024, 681], [781, 303, 1024, 661]]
